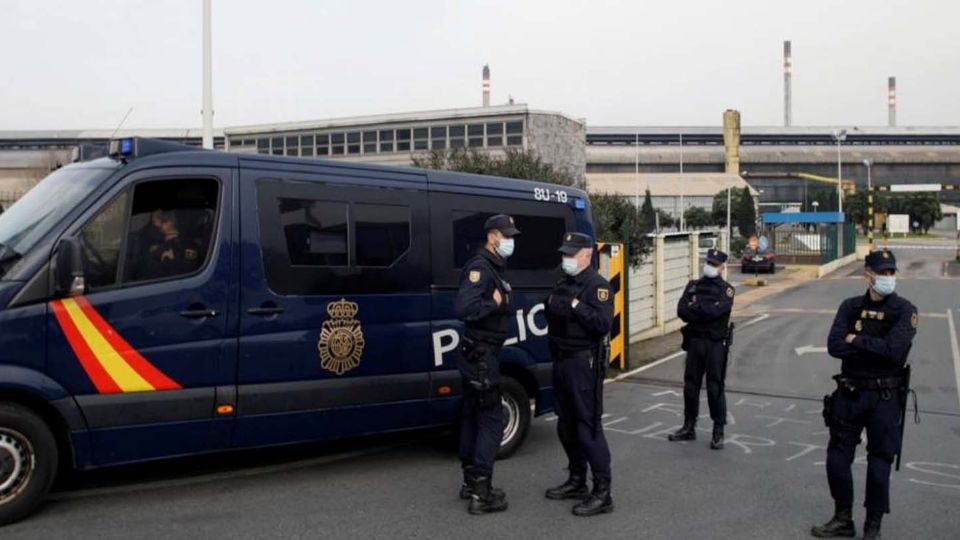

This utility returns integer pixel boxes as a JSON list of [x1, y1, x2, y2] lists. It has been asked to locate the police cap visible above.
[[865, 249, 897, 272], [484, 214, 521, 237], [706, 248, 728, 266], [558, 232, 594, 255]]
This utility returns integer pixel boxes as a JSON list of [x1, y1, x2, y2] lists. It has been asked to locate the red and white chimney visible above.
[[482, 64, 490, 107]]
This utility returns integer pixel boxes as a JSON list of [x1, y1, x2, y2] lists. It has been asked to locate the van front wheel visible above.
[[0, 402, 58, 526], [497, 377, 531, 459]]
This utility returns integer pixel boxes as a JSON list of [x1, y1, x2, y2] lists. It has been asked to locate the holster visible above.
[[822, 392, 835, 428], [462, 336, 499, 409]]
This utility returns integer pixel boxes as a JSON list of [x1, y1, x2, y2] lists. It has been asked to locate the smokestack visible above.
[[783, 40, 792, 127], [888, 76, 896, 127], [482, 64, 490, 107], [723, 109, 741, 174]]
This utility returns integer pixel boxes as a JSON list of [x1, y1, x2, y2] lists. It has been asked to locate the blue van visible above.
[[0, 138, 595, 523]]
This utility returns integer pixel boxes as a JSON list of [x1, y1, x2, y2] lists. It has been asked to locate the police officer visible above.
[[811, 249, 917, 540], [544, 232, 614, 517], [143, 209, 201, 280], [669, 249, 734, 449], [454, 214, 519, 515]]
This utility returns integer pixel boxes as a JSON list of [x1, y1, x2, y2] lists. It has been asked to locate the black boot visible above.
[[810, 506, 856, 538], [572, 476, 613, 516], [709, 424, 724, 450], [545, 473, 589, 500], [862, 512, 882, 540], [460, 469, 504, 500], [668, 421, 696, 442], [467, 475, 508, 515]]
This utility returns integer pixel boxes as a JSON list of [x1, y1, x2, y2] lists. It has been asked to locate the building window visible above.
[[257, 138, 270, 154], [379, 130, 394, 152], [347, 132, 361, 154], [363, 131, 377, 154], [331, 133, 345, 155], [449, 125, 465, 148], [316, 133, 330, 156], [486, 122, 503, 147], [285, 136, 299, 156], [301, 135, 315, 157], [413, 127, 429, 151], [468, 124, 484, 147], [396, 129, 411, 152], [431, 126, 447, 150], [271, 137, 284, 156], [506, 121, 523, 146]]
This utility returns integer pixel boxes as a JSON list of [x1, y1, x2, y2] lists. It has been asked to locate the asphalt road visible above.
[[5, 245, 958, 539]]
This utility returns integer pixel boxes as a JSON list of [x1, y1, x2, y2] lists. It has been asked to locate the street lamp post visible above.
[[863, 159, 874, 247]]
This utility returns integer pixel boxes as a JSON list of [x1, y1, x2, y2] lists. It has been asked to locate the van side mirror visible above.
[[52, 238, 85, 297]]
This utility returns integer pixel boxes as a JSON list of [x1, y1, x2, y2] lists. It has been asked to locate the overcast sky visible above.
[[1, 0, 958, 130]]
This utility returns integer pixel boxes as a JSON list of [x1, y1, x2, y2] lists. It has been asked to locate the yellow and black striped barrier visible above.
[[597, 242, 627, 370]]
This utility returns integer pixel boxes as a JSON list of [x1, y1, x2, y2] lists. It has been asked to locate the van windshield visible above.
[[0, 166, 113, 267]]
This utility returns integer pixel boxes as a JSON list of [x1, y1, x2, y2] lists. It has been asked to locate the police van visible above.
[[0, 138, 595, 523]]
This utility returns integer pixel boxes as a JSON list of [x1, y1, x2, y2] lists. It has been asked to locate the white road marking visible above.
[[608, 351, 685, 383], [795, 345, 829, 356], [741, 313, 771, 327], [947, 309, 960, 413]]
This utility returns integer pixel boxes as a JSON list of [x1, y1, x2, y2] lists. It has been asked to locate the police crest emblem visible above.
[[855, 320, 863, 332], [597, 288, 609, 302], [726, 287, 734, 298], [469, 270, 481, 283], [911, 312, 919, 328], [318, 298, 365, 376]]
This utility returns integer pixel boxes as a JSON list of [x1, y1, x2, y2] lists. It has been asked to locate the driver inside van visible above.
[[142, 208, 202, 280]]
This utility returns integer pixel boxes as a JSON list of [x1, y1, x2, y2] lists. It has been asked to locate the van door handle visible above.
[[247, 306, 284, 316], [180, 308, 220, 319]]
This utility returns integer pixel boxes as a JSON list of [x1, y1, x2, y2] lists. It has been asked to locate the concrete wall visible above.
[[628, 230, 727, 341], [526, 112, 586, 187]]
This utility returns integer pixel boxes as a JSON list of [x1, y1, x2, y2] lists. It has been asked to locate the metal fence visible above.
[[763, 223, 856, 265], [820, 223, 856, 264]]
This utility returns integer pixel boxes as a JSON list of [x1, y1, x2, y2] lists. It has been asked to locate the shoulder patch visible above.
[[726, 287, 734, 298], [911, 312, 919, 328], [468, 270, 481, 283], [597, 288, 610, 302]]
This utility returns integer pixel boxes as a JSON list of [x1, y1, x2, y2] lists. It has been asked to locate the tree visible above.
[[639, 188, 657, 234], [655, 209, 676, 230], [711, 189, 734, 227], [735, 186, 757, 238], [588, 193, 651, 266], [878, 193, 942, 234], [683, 206, 713, 229]]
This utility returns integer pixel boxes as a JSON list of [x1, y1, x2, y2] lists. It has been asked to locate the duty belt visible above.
[[558, 349, 594, 361], [833, 375, 905, 390]]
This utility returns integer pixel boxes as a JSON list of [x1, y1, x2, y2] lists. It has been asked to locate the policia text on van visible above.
[[0, 138, 596, 524]]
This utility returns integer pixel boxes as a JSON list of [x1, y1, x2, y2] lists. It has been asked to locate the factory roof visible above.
[[225, 104, 584, 135], [586, 145, 960, 165]]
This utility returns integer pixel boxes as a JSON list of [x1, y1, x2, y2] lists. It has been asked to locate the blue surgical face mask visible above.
[[703, 264, 720, 279], [496, 237, 515, 258], [873, 275, 896, 296], [562, 256, 580, 276]]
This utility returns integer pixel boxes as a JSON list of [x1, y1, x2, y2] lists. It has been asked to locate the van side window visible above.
[[122, 179, 219, 285], [354, 203, 410, 267], [279, 199, 348, 266], [452, 211, 565, 271], [78, 178, 219, 291], [257, 179, 428, 296], [79, 191, 129, 290]]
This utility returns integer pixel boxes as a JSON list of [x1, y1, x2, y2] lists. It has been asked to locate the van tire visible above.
[[0, 402, 59, 526], [497, 377, 531, 459]]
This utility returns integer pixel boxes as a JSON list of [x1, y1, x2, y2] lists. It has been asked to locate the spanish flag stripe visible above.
[[73, 297, 182, 391], [51, 300, 123, 393], [60, 298, 155, 392]]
